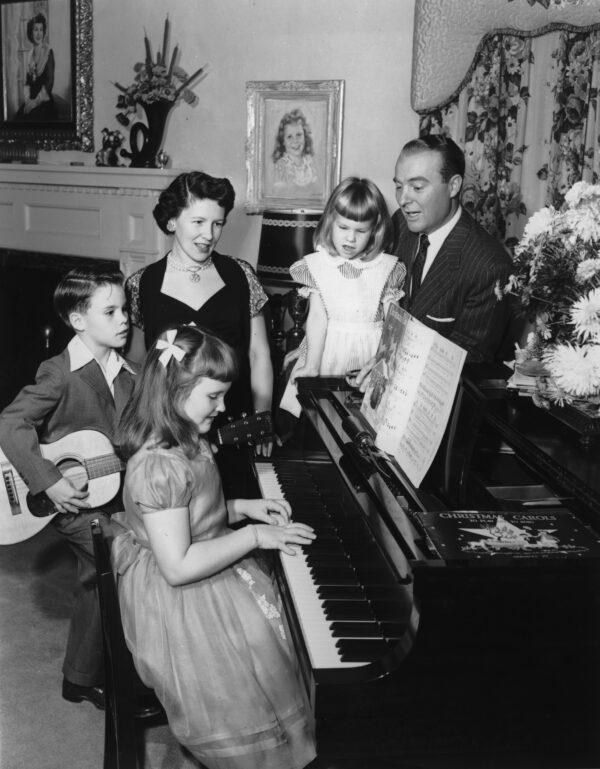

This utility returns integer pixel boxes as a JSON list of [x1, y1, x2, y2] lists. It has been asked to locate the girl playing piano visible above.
[[280, 176, 405, 417], [112, 324, 316, 769]]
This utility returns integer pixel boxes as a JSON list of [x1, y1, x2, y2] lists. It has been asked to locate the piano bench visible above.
[[91, 519, 167, 769]]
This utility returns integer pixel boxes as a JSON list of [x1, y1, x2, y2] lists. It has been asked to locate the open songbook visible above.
[[360, 305, 467, 488]]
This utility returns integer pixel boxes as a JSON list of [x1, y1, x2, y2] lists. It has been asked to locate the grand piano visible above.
[[255, 370, 600, 768]]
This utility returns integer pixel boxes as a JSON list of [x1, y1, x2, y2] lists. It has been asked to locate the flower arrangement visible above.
[[499, 180, 600, 409], [114, 17, 206, 127]]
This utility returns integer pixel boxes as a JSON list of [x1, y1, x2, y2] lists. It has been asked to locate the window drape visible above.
[[419, 27, 600, 248]]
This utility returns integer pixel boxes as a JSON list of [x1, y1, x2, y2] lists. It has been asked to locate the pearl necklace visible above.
[[167, 254, 213, 283]]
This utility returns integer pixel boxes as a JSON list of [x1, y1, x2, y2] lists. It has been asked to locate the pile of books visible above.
[[506, 368, 538, 396]]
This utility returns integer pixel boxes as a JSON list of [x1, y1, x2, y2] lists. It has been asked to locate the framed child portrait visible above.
[[246, 79, 344, 212], [0, 0, 93, 150]]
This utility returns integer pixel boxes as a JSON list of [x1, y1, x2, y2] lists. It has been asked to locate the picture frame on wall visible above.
[[246, 79, 344, 212], [0, 0, 93, 151]]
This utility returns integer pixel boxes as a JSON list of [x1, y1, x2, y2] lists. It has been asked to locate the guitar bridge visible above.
[[2, 466, 22, 517]]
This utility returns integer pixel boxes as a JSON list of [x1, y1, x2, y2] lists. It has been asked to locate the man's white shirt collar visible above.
[[67, 336, 134, 393], [421, 205, 462, 281]]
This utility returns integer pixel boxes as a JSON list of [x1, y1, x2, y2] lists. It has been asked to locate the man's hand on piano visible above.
[[254, 433, 282, 458], [283, 346, 301, 369], [346, 357, 375, 392], [291, 363, 318, 385]]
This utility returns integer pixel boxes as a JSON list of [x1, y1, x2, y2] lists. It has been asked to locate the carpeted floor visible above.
[[0, 523, 197, 769]]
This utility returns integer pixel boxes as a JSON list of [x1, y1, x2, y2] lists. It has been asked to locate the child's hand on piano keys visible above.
[[236, 498, 292, 525], [253, 521, 315, 555]]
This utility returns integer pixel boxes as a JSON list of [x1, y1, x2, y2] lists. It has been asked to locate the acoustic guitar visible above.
[[0, 411, 273, 545]]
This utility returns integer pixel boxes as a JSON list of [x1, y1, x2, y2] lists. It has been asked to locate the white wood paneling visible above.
[[0, 164, 178, 274]]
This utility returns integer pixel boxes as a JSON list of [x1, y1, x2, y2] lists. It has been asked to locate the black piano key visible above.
[[317, 585, 366, 600], [330, 621, 405, 640], [302, 518, 332, 527], [309, 531, 343, 544], [310, 566, 359, 584], [309, 541, 347, 555], [364, 585, 402, 601], [354, 567, 398, 587], [330, 621, 384, 638], [370, 600, 406, 622], [335, 638, 394, 662], [322, 600, 375, 621], [305, 553, 350, 567], [379, 622, 406, 640], [312, 573, 360, 587]]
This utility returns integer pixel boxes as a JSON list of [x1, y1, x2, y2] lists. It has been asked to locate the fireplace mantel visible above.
[[0, 164, 179, 274]]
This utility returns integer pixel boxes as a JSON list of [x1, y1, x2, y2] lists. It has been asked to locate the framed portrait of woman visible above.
[[246, 80, 344, 212], [0, 0, 92, 150]]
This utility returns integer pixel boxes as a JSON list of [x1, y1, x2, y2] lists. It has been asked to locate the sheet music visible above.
[[361, 305, 466, 488]]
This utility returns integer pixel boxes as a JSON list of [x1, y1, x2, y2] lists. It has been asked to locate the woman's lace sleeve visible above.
[[232, 257, 269, 317], [289, 258, 319, 299], [125, 268, 145, 329]]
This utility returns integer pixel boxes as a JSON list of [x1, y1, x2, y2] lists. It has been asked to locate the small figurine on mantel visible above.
[[95, 127, 125, 167], [156, 149, 170, 169]]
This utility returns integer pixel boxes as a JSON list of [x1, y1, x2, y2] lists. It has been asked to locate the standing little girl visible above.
[[280, 176, 406, 416], [111, 325, 316, 769]]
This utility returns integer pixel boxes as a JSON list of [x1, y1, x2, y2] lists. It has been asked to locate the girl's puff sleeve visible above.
[[128, 451, 193, 515], [289, 258, 319, 299]]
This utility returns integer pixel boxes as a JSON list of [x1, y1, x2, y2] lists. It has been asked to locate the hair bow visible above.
[[156, 329, 185, 368]]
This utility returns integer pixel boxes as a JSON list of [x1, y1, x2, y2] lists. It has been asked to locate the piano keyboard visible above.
[[256, 460, 408, 671]]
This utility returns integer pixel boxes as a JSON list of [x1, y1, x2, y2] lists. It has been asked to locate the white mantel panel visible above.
[[0, 164, 179, 274], [0, 199, 15, 233]]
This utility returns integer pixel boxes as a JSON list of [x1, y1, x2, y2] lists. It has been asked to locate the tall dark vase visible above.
[[124, 100, 172, 168]]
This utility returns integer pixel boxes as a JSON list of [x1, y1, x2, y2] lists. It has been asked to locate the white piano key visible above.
[[256, 462, 366, 670]]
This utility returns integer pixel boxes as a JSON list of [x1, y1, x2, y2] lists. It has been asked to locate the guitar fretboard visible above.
[[84, 454, 125, 480]]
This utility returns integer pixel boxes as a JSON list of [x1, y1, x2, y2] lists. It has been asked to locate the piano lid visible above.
[[296, 377, 443, 567]]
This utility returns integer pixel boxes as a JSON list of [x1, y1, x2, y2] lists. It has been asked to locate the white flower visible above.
[[543, 343, 600, 397], [563, 206, 600, 244], [564, 181, 600, 208], [570, 287, 600, 341], [576, 258, 600, 283], [517, 207, 556, 251]]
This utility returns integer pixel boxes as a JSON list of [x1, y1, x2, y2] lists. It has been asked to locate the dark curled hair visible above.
[[401, 134, 465, 181], [53, 265, 124, 330], [26, 12, 47, 44], [153, 171, 235, 234], [117, 325, 238, 460]]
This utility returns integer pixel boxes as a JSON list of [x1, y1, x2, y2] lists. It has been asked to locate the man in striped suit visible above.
[[392, 134, 512, 363]]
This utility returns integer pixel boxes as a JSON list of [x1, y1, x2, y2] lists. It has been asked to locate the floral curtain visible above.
[[419, 27, 600, 249]]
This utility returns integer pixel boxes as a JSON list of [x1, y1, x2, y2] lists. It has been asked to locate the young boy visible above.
[[0, 266, 134, 710]]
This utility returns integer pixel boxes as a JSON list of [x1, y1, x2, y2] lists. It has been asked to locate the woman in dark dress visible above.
[[126, 171, 273, 496], [17, 12, 69, 122]]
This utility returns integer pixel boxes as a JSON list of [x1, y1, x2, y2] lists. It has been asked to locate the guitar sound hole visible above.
[[57, 459, 89, 492]]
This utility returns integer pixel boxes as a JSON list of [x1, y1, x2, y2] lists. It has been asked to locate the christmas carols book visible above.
[[361, 305, 467, 488]]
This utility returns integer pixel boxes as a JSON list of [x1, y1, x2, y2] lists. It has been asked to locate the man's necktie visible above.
[[410, 233, 430, 303]]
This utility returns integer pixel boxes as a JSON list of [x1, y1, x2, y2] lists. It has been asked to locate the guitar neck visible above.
[[212, 411, 273, 446], [84, 454, 125, 480]]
